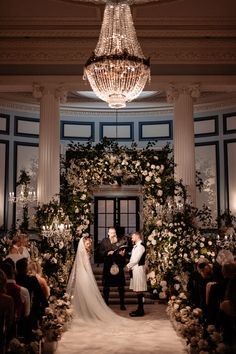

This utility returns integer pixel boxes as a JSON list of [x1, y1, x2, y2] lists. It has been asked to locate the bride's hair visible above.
[[83, 236, 93, 253]]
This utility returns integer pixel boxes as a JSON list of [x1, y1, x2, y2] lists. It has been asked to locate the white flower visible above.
[[159, 291, 167, 299], [156, 220, 162, 227], [151, 239, 157, 246], [198, 339, 208, 349], [157, 190, 163, 196], [207, 324, 216, 333], [179, 292, 187, 299], [58, 241, 64, 249], [145, 176, 151, 182], [174, 284, 180, 291], [155, 177, 161, 184], [160, 280, 167, 287], [208, 241, 212, 246], [148, 235, 154, 241], [147, 271, 155, 279], [81, 194, 86, 200], [210, 331, 222, 342], [151, 164, 156, 169], [150, 278, 157, 286], [193, 308, 202, 317]]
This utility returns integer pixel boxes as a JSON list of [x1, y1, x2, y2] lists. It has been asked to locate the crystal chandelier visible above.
[[83, 0, 150, 109], [9, 185, 37, 206]]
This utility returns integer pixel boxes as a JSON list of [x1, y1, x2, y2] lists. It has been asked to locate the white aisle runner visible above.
[[56, 304, 187, 354]]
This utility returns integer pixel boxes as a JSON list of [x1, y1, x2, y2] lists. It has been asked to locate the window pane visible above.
[[98, 200, 105, 213], [120, 214, 128, 226], [128, 214, 136, 227], [128, 200, 136, 213], [98, 227, 106, 241], [106, 213, 114, 227], [98, 214, 105, 227], [128, 226, 136, 235], [106, 200, 114, 213], [120, 200, 128, 213]]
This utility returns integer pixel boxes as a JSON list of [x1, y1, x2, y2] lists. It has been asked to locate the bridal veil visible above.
[[67, 236, 123, 322]]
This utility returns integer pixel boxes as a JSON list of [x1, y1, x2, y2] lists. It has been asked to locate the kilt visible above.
[[129, 264, 147, 292]]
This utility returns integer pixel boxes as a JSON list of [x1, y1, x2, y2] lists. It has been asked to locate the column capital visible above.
[[166, 83, 201, 103], [32, 83, 67, 103]]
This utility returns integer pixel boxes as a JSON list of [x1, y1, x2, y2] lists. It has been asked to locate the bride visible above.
[[66, 235, 126, 322]]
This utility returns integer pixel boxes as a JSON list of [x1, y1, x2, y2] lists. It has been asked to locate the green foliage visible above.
[[16, 169, 31, 187]]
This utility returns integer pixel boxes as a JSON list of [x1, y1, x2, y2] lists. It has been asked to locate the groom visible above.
[[126, 231, 147, 317]]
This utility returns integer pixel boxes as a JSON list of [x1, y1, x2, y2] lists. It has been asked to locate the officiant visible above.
[[99, 227, 127, 310]]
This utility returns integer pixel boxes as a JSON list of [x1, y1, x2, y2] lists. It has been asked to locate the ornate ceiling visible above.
[[0, 0, 236, 109]]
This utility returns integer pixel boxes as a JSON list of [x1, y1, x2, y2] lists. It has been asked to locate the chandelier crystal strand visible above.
[[84, 0, 150, 109]]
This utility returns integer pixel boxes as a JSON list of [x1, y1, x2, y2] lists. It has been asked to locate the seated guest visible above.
[[220, 275, 236, 317], [206, 263, 225, 326], [18, 233, 30, 260], [195, 259, 213, 315], [5, 235, 23, 265], [1, 261, 30, 320], [220, 264, 236, 346], [15, 258, 48, 329], [0, 269, 14, 353], [28, 261, 50, 299]]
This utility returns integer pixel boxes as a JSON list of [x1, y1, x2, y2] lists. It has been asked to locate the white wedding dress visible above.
[[56, 237, 186, 354], [66, 236, 124, 322]]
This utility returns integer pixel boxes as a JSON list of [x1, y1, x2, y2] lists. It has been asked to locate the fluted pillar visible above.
[[167, 84, 200, 206], [33, 84, 67, 204]]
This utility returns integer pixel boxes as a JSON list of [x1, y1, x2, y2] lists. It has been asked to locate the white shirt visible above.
[[127, 240, 145, 270]]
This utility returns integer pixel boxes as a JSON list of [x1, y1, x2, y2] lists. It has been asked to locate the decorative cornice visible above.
[[1, 16, 235, 24], [1, 29, 236, 38], [0, 38, 236, 64], [1, 96, 236, 117]]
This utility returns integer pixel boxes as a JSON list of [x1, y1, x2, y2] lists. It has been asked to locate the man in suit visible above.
[[126, 231, 147, 317], [99, 227, 119, 306]]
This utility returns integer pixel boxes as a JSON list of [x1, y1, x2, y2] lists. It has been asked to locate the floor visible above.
[[56, 303, 187, 354]]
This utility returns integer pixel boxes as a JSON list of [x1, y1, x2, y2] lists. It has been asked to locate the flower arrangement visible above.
[[41, 293, 72, 342], [7, 329, 43, 354], [167, 295, 227, 353]]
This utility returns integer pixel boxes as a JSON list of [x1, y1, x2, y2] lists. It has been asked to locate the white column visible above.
[[167, 84, 200, 206], [33, 84, 67, 204]]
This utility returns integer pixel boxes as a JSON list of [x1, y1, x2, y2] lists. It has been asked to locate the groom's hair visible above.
[[133, 231, 142, 240]]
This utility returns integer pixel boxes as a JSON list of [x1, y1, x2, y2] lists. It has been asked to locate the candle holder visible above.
[[9, 185, 37, 206]]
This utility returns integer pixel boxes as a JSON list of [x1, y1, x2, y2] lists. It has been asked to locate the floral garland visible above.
[[59, 139, 177, 239]]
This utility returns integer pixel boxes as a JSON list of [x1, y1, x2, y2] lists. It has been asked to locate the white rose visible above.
[[157, 190, 163, 196], [151, 239, 157, 246], [155, 177, 161, 184], [145, 176, 151, 182], [156, 220, 162, 227], [160, 280, 167, 287], [159, 291, 167, 299], [151, 164, 156, 169], [147, 271, 155, 279], [150, 278, 157, 286]]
